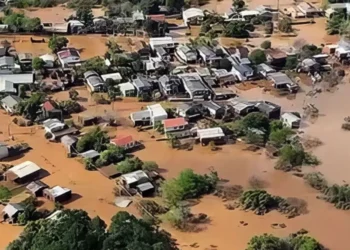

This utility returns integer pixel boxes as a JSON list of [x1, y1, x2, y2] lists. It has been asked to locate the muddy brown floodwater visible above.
[[1, 86, 350, 249]]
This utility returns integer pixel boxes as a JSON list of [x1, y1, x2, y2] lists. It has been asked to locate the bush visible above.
[[260, 40, 271, 49], [285, 55, 298, 70], [248, 176, 268, 189], [161, 169, 219, 206], [245, 130, 265, 146], [84, 158, 95, 171], [116, 157, 143, 174], [321, 184, 350, 210], [239, 190, 279, 215], [76, 126, 109, 153], [304, 172, 328, 191], [268, 127, 294, 148], [32, 57, 46, 71], [142, 161, 159, 172], [241, 112, 270, 132], [48, 35, 68, 53], [0, 186, 11, 201], [99, 144, 126, 166], [161, 205, 191, 230], [278, 17, 293, 33], [249, 49, 267, 65]]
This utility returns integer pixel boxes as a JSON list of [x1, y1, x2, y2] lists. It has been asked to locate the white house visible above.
[[149, 37, 175, 50], [281, 112, 301, 129], [101, 72, 122, 83], [147, 103, 168, 126], [197, 127, 225, 145], [162, 117, 191, 138], [83, 71, 104, 92], [118, 82, 135, 97], [183, 8, 204, 26]]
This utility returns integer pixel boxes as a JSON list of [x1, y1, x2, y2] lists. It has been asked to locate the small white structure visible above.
[[121, 170, 149, 187], [197, 127, 225, 145], [240, 10, 259, 20], [83, 70, 104, 92], [1, 95, 22, 113], [149, 37, 175, 50], [101, 72, 122, 83], [40, 54, 55, 68], [118, 82, 135, 97], [147, 103, 168, 126], [0, 143, 9, 159], [281, 112, 301, 129], [183, 8, 204, 26]]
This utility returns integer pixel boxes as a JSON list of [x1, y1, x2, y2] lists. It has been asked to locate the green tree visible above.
[[99, 144, 126, 165], [48, 35, 69, 53], [249, 49, 267, 65], [268, 127, 294, 148], [0, 186, 11, 201], [285, 56, 298, 70], [260, 40, 271, 49], [241, 112, 270, 132], [32, 57, 46, 71], [22, 17, 41, 32], [16, 92, 46, 121], [247, 234, 288, 250], [79, 57, 108, 76], [161, 169, 218, 206], [116, 157, 143, 174], [290, 235, 323, 250], [326, 10, 346, 35], [76, 126, 109, 153], [76, 8, 94, 26], [107, 85, 121, 102], [278, 17, 293, 33], [142, 161, 159, 171], [8, 209, 107, 250], [300, 44, 322, 60], [223, 20, 250, 38]]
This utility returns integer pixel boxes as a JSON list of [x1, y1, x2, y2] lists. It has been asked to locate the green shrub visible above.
[[260, 40, 271, 49], [116, 157, 143, 174], [0, 186, 11, 201]]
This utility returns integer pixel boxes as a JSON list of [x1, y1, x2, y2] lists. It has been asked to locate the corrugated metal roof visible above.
[[122, 170, 149, 184], [197, 127, 224, 139], [7, 161, 41, 178], [2, 203, 24, 218], [80, 150, 100, 159], [46, 186, 71, 198], [1, 95, 22, 108]]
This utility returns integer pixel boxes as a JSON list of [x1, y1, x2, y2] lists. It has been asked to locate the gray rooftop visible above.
[[80, 149, 100, 159], [137, 182, 154, 192], [0, 56, 14, 67], [200, 100, 222, 111], [254, 101, 280, 113], [197, 45, 216, 58], [133, 76, 152, 89], [2, 203, 24, 218], [1, 95, 22, 108], [178, 73, 209, 92], [26, 180, 48, 193], [130, 110, 151, 121], [267, 72, 294, 86]]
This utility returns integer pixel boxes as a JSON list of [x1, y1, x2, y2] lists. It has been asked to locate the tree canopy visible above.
[[32, 57, 46, 71], [48, 35, 69, 53], [223, 21, 251, 38], [76, 126, 109, 153], [16, 92, 46, 121], [76, 8, 94, 26], [0, 186, 11, 201], [248, 49, 267, 65], [161, 169, 219, 206], [8, 209, 178, 250], [78, 57, 109, 76], [3, 13, 41, 32]]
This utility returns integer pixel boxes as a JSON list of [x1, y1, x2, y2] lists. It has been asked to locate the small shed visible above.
[[4, 161, 41, 184], [98, 165, 121, 179], [26, 180, 49, 197], [80, 150, 100, 160], [0, 142, 9, 160], [1, 95, 22, 114], [281, 112, 301, 129], [200, 101, 226, 119], [60, 135, 78, 156], [2, 203, 24, 223], [197, 127, 225, 145], [136, 182, 154, 197], [43, 186, 72, 202], [121, 170, 149, 189], [254, 101, 281, 119]]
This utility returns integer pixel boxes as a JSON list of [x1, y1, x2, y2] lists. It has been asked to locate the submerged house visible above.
[[183, 8, 204, 26], [110, 135, 141, 151], [176, 102, 207, 120], [267, 72, 299, 93], [4, 161, 41, 184], [281, 112, 301, 129], [158, 75, 183, 97], [197, 127, 225, 145], [265, 48, 287, 67], [121, 170, 154, 197], [226, 97, 257, 116], [132, 75, 153, 96], [201, 100, 226, 119], [26, 180, 49, 197], [162, 117, 191, 138], [43, 186, 72, 202], [197, 45, 221, 65], [254, 101, 281, 119], [2, 203, 24, 223], [178, 73, 212, 100], [57, 48, 81, 68], [175, 45, 197, 64], [1, 95, 22, 114], [84, 71, 104, 92]]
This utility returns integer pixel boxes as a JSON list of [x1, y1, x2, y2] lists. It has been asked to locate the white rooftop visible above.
[[101, 72, 122, 81], [197, 127, 225, 139], [282, 112, 301, 122], [47, 186, 71, 198], [147, 103, 168, 118], [7, 161, 41, 178], [240, 10, 259, 16], [122, 170, 149, 185]]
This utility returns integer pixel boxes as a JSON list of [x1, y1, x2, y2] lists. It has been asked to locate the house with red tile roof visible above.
[[162, 117, 192, 138], [110, 135, 141, 151]]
